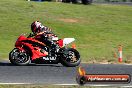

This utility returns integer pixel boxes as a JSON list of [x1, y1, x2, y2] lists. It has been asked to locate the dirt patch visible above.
[[59, 18, 78, 23]]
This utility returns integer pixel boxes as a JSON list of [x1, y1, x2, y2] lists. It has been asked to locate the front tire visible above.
[[60, 48, 81, 67], [9, 48, 31, 66]]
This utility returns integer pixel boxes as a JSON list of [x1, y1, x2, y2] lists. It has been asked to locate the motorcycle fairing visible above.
[[15, 36, 48, 60]]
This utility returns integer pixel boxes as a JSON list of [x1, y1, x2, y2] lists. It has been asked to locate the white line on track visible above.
[[0, 83, 31, 85], [55, 84, 132, 87], [89, 85, 111, 87], [55, 84, 111, 86], [121, 86, 132, 88], [54, 84, 78, 86], [1, 83, 132, 87]]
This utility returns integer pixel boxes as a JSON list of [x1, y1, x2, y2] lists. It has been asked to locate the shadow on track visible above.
[[0, 62, 65, 67]]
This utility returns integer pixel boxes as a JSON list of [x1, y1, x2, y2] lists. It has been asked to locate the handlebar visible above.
[[27, 32, 57, 38], [27, 33, 35, 38]]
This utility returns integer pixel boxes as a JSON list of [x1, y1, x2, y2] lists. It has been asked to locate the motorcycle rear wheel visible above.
[[9, 48, 31, 66], [60, 48, 81, 67]]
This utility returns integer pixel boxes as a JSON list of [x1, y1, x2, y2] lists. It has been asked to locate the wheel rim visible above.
[[11, 49, 29, 63], [64, 51, 79, 63]]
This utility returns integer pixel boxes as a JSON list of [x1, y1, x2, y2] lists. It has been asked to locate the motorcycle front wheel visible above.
[[60, 48, 81, 67], [9, 48, 31, 66]]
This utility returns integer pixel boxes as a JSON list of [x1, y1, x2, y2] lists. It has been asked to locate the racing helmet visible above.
[[31, 21, 44, 34]]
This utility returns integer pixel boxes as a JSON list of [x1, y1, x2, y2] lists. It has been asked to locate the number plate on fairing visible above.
[[43, 57, 56, 60]]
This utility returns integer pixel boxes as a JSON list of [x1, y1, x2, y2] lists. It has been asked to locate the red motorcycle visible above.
[[9, 33, 81, 67]]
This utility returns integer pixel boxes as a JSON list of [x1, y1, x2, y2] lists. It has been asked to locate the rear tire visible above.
[[9, 48, 31, 66], [60, 48, 81, 67]]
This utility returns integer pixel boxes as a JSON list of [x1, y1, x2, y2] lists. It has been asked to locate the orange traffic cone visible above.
[[118, 45, 122, 63], [72, 43, 76, 49]]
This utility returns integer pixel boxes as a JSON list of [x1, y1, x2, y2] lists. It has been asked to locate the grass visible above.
[[0, 0, 132, 63]]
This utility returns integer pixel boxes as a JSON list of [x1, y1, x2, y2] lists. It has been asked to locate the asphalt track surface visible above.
[[0, 61, 132, 87]]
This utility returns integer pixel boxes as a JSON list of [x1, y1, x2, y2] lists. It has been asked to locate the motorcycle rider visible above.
[[29, 21, 57, 54]]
